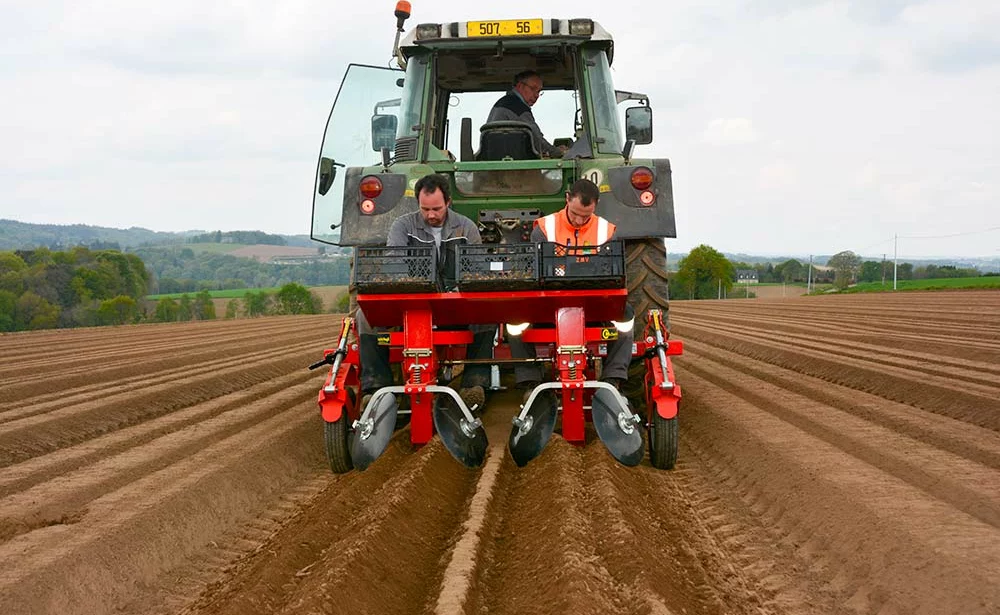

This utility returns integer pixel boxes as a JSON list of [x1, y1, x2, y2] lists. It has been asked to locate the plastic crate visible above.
[[457, 243, 539, 291], [540, 240, 626, 289], [353, 246, 438, 294]]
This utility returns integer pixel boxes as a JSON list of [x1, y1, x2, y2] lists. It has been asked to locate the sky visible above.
[[1, 0, 998, 259]]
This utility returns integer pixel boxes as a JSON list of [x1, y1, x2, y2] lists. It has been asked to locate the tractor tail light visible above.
[[630, 167, 653, 190], [359, 176, 383, 199]]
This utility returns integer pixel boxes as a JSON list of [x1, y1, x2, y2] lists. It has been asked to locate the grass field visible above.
[[147, 285, 348, 302], [147, 287, 282, 300], [842, 277, 1000, 293]]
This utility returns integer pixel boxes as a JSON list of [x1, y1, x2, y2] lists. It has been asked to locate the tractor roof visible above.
[[399, 18, 614, 91], [400, 18, 614, 60]]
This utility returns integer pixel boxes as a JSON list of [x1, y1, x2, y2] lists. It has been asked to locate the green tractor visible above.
[[311, 4, 677, 401]]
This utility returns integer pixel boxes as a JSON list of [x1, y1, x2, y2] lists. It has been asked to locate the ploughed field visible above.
[[1, 290, 998, 615]]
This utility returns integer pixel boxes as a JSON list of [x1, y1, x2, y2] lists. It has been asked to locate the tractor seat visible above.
[[477, 121, 540, 161]]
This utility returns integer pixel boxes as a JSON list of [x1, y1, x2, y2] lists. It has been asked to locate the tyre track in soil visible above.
[[676, 309, 1000, 362], [0, 317, 339, 467], [672, 316, 1000, 385], [0, 317, 314, 373], [0, 316, 332, 403], [3, 292, 1000, 614], [0, 315, 350, 615], [669, 318, 1000, 430]]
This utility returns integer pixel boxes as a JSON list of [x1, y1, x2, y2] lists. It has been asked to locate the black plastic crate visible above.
[[540, 240, 626, 289], [457, 243, 539, 291], [353, 246, 437, 294]]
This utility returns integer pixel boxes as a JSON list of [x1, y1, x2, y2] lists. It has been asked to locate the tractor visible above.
[[309, 2, 682, 472]]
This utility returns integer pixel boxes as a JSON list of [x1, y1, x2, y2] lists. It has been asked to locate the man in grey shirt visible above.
[[356, 173, 494, 410], [486, 70, 565, 159]]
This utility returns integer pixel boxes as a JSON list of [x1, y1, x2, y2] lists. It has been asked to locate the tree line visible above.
[[672, 245, 990, 299], [0, 246, 331, 332], [0, 247, 151, 330], [152, 284, 325, 323], [133, 246, 350, 294], [185, 230, 288, 245]]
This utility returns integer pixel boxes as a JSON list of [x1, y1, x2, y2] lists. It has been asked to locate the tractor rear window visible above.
[[454, 170, 563, 196]]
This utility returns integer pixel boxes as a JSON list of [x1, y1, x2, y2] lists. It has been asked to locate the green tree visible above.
[[0, 252, 28, 275], [897, 262, 914, 280], [674, 244, 735, 300], [859, 261, 882, 283], [275, 283, 321, 314], [178, 294, 194, 321], [334, 291, 350, 313], [224, 299, 240, 319], [193, 290, 216, 320], [0, 290, 16, 331], [243, 290, 271, 317], [827, 250, 862, 290], [154, 297, 180, 322], [98, 295, 139, 325], [14, 291, 60, 330], [775, 259, 804, 283]]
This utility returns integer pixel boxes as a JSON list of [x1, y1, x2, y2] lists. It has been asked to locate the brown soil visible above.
[[1, 291, 998, 614]]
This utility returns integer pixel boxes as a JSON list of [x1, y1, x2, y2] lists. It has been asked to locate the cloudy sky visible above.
[[2, 0, 998, 258]]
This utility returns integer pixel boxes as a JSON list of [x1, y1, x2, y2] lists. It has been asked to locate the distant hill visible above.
[[0, 219, 183, 250], [0, 219, 331, 252]]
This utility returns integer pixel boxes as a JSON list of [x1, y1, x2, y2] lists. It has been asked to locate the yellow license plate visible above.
[[467, 19, 543, 37]]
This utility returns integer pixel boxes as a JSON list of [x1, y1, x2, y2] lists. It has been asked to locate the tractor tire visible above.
[[625, 238, 670, 326], [324, 416, 353, 473], [648, 410, 678, 470], [323, 388, 355, 474], [622, 238, 671, 409]]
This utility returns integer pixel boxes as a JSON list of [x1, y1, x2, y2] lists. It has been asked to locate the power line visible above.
[[898, 225, 1000, 240], [858, 236, 895, 252]]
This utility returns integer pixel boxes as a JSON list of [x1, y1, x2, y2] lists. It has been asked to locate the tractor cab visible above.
[[310, 9, 671, 248]]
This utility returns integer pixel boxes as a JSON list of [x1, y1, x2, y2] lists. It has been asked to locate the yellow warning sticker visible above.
[[377, 334, 391, 346], [601, 327, 618, 340], [599, 184, 611, 193], [404, 189, 415, 197]]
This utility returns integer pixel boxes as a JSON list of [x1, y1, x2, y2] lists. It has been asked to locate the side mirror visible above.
[[625, 106, 653, 145], [318, 157, 337, 196], [371, 114, 398, 152]]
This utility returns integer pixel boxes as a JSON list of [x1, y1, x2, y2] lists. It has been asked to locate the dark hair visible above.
[[513, 70, 541, 87], [414, 173, 451, 203], [567, 178, 600, 205]]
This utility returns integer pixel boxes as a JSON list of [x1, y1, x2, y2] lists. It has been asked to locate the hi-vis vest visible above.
[[536, 210, 616, 247]]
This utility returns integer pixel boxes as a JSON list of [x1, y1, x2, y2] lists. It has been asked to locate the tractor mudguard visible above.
[[319, 391, 349, 423], [653, 384, 681, 420]]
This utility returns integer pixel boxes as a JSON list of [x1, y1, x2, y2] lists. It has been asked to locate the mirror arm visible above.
[[622, 140, 635, 164]]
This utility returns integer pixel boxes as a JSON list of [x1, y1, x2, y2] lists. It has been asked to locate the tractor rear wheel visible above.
[[623, 238, 671, 408], [324, 416, 353, 473], [649, 410, 678, 470], [625, 238, 670, 324]]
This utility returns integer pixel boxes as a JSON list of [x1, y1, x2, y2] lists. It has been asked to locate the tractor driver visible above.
[[509, 178, 635, 395], [487, 70, 567, 159], [355, 173, 495, 410]]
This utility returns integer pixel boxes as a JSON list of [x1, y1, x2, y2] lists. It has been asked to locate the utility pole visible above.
[[881, 253, 886, 285], [807, 255, 813, 293], [718, 278, 721, 300], [893, 234, 898, 291]]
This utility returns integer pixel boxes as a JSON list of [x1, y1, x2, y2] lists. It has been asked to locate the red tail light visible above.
[[359, 176, 383, 199], [630, 167, 653, 190]]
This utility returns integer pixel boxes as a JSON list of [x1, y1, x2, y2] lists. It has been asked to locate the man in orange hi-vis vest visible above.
[[510, 178, 634, 396]]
